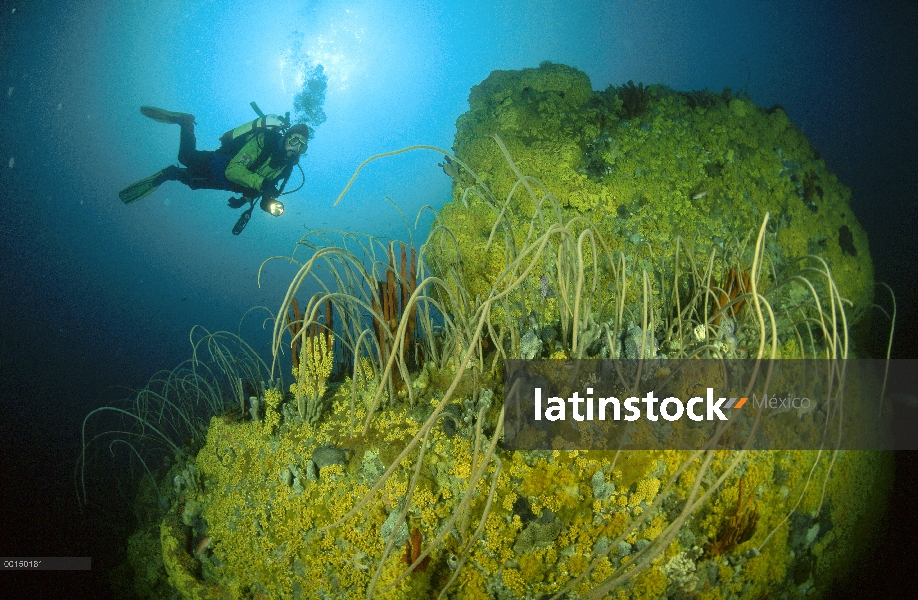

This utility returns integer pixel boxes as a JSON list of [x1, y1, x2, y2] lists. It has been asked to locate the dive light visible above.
[[262, 198, 284, 216]]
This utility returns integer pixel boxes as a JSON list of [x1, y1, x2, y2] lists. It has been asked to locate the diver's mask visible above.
[[285, 133, 307, 155], [261, 197, 284, 216]]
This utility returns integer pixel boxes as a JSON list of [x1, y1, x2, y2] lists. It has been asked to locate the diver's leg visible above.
[[177, 121, 199, 167], [177, 126, 219, 187], [119, 157, 216, 201], [162, 164, 214, 191], [119, 165, 185, 203]]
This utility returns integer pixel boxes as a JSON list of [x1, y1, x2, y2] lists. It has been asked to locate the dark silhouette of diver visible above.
[[120, 106, 309, 234]]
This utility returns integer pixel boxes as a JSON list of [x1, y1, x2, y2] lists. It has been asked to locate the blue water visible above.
[[0, 0, 915, 597]]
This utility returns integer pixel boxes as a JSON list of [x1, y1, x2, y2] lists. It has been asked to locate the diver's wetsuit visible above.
[[174, 122, 249, 194], [171, 120, 297, 199]]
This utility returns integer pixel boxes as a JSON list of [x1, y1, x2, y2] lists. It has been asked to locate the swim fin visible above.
[[139, 106, 196, 126], [119, 166, 181, 203]]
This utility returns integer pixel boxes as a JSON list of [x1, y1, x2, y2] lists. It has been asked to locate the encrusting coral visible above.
[[291, 332, 334, 423], [438, 62, 874, 328]]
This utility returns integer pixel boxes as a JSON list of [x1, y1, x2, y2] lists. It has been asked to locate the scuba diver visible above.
[[119, 105, 309, 235]]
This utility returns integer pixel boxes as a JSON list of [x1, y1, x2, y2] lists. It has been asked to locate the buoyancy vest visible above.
[[217, 114, 289, 160]]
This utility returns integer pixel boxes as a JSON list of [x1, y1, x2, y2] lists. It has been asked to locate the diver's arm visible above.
[[224, 134, 269, 192]]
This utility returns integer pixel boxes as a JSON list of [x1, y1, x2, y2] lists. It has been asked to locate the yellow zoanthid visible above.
[[290, 333, 334, 423]]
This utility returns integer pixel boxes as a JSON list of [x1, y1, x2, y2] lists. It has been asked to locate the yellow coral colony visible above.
[[291, 332, 334, 423], [263, 387, 284, 434]]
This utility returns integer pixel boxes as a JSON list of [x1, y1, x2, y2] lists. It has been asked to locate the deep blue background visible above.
[[0, 0, 915, 597]]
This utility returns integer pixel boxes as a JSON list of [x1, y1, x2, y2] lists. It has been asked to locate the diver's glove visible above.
[[260, 181, 280, 199], [227, 195, 252, 209]]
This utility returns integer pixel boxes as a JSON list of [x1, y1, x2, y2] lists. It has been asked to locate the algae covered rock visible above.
[[440, 62, 873, 321], [458, 61, 593, 146]]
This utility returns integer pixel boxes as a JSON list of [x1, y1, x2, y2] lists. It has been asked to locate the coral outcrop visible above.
[[439, 62, 873, 324]]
